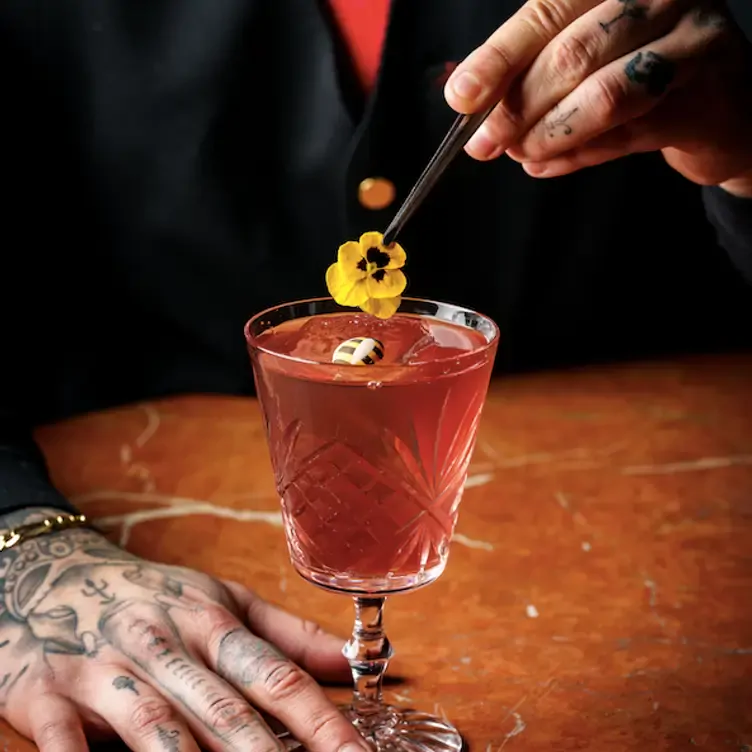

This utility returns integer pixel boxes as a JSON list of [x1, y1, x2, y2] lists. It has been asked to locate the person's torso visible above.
[[2, 0, 751, 423]]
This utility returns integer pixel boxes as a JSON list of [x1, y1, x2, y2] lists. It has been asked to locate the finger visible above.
[[206, 624, 367, 752], [78, 671, 201, 751], [123, 563, 233, 609], [100, 600, 284, 752], [28, 694, 89, 752], [509, 12, 722, 163], [444, 0, 605, 156], [490, 0, 687, 149], [223, 580, 350, 683], [519, 120, 663, 176]]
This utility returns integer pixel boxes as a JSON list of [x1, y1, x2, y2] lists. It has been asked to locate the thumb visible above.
[[222, 579, 351, 684]]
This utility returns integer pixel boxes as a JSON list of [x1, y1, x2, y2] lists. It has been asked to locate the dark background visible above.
[[729, 0, 752, 37]]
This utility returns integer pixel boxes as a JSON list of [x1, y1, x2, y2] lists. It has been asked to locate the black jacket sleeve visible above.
[[0, 420, 78, 517], [0, 243, 78, 518], [702, 185, 752, 285], [0, 28, 80, 520]]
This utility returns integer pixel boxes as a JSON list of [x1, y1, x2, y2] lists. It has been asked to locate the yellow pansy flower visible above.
[[326, 231, 407, 319]]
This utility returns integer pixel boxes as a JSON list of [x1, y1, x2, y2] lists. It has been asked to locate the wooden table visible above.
[[2, 354, 752, 750]]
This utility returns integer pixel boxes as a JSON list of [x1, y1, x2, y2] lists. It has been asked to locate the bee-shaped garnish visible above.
[[332, 337, 385, 366]]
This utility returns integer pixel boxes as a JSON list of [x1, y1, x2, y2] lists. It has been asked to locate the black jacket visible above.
[[1, 0, 751, 516]]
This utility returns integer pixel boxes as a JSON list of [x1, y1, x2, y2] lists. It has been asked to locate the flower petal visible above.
[[361, 296, 402, 319], [366, 268, 407, 299], [337, 241, 368, 282], [326, 262, 346, 299], [341, 279, 369, 306], [326, 264, 370, 306], [358, 232, 405, 270], [358, 231, 385, 253], [384, 241, 406, 270]]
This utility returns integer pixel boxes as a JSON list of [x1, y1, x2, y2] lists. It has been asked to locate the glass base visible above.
[[293, 560, 447, 595], [340, 704, 464, 752], [274, 706, 463, 752]]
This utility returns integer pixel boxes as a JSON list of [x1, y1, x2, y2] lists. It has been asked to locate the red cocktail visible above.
[[245, 297, 498, 752]]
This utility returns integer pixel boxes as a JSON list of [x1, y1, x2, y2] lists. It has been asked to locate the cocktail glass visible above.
[[245, 297, 499, 752]]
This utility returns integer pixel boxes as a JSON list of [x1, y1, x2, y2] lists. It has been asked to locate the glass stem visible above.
[[343, 597, 394, 720]]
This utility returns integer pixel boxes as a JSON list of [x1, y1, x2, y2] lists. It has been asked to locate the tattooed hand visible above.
[[0, 507, 368, 752], [444, 0, 752, 194]]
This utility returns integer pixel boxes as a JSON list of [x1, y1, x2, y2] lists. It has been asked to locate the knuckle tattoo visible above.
[[599, 0, 649, 34], [542, 106, 579, 139], [124, 617, 178, 659], [624, 50, 676, 97], [156, 726, 181, 751], [216, 628, 286, 687], [691, 5, 729, 33], [113, 675, 140, 694], [165, 656, 209, 693]]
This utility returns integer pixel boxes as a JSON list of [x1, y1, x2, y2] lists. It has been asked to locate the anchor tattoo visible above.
[[81, 578, 115, 604], [600, 0, 648, 33]]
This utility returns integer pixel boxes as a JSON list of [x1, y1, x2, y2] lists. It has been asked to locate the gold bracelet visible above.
[[0, 513, 90, 553]]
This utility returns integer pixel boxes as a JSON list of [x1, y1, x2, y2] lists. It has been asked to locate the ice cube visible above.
[[289, 312, 434, 365], [397, 333, 438, 364], [289, 314, 373, 362], [426, 320, 477, 350], [401, 321, 479, 364], [369, 316, 432, 365]]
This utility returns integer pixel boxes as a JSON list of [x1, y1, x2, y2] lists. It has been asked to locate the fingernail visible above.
[[523, 162, 549, 177], [450, 70, 485, 102], [466, 124, 501, 161]]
